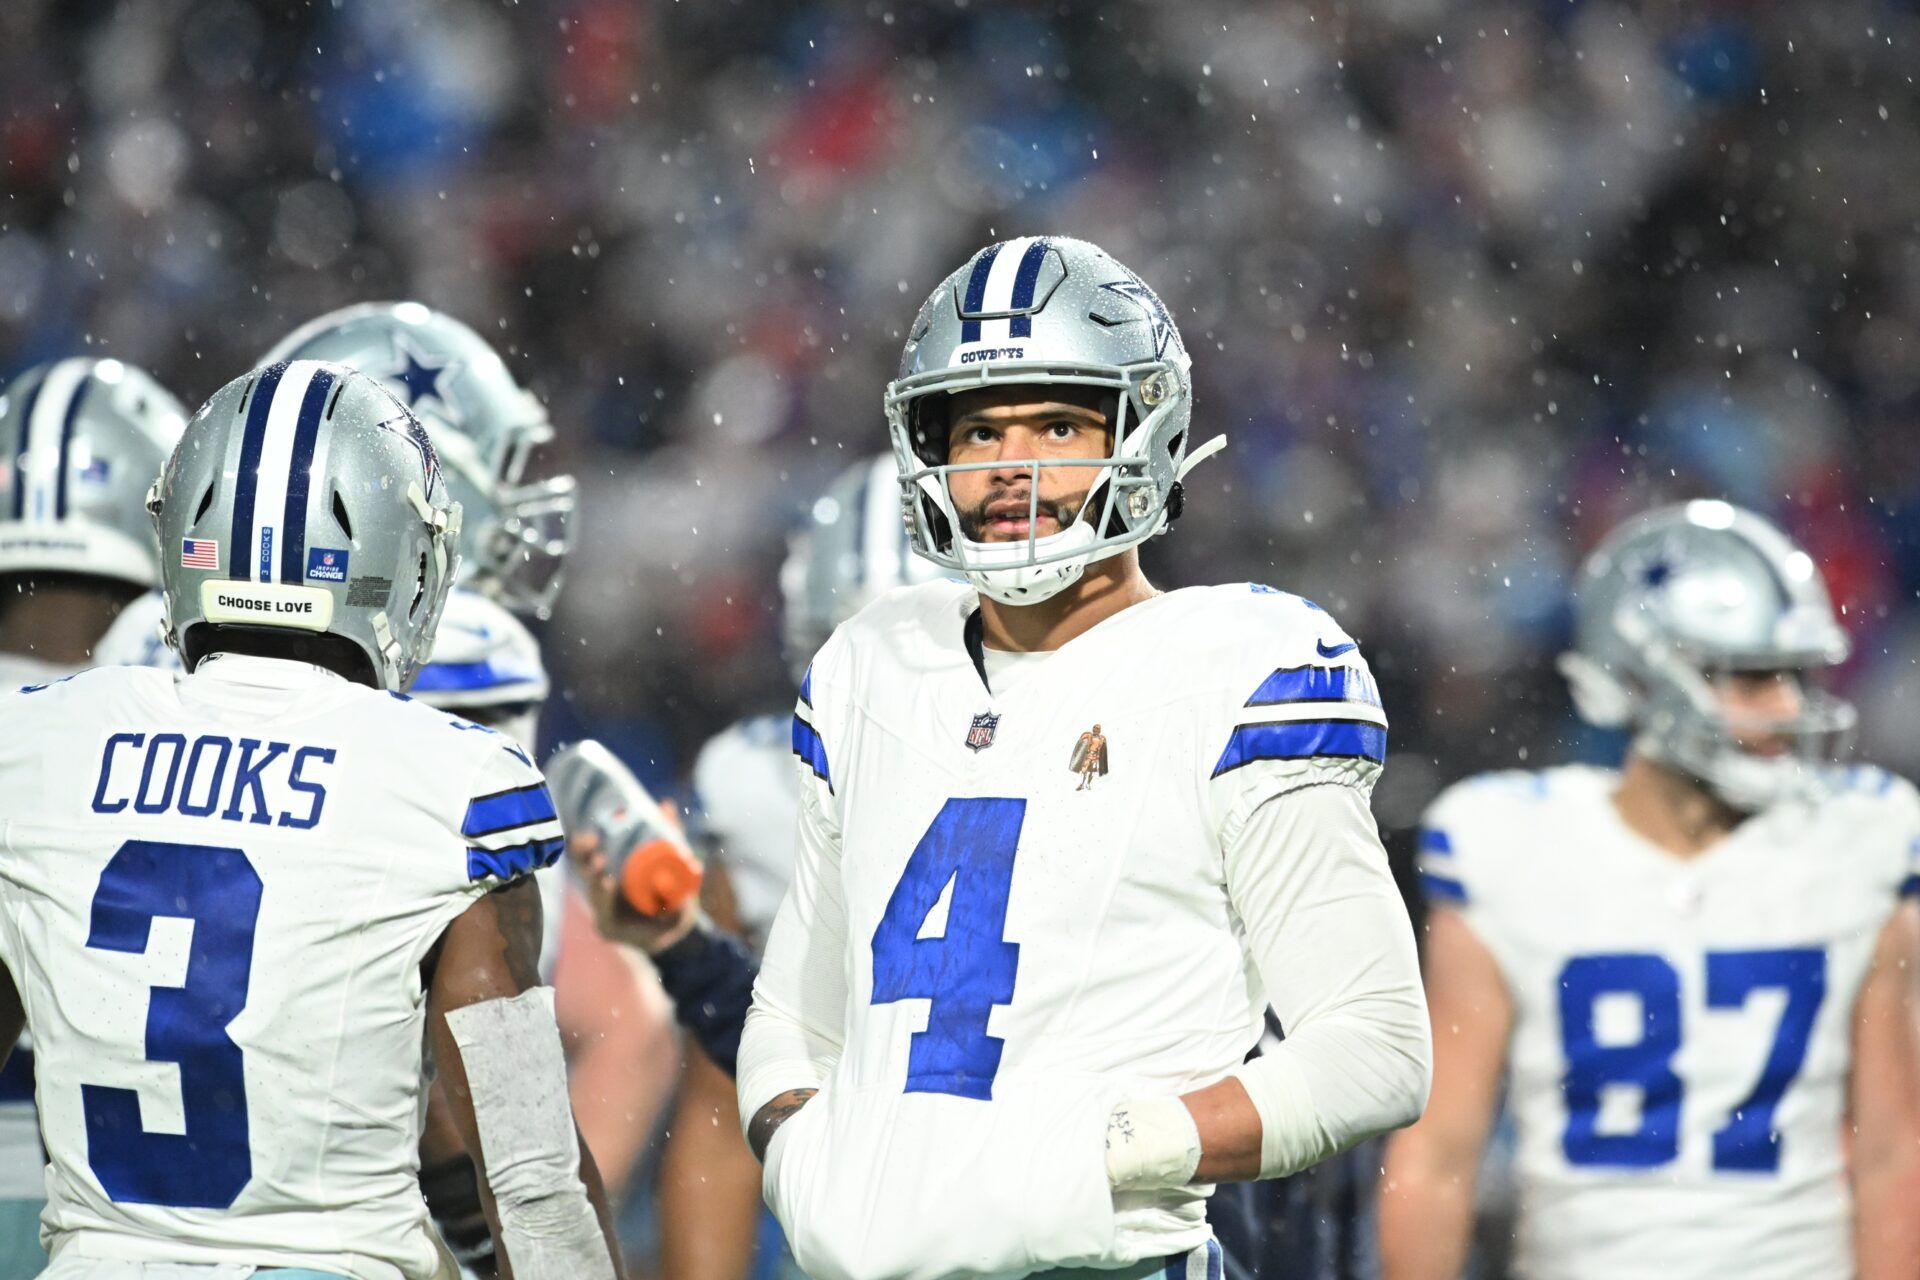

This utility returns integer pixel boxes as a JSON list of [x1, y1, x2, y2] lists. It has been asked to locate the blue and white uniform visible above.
[[99, 588, 567, 981], [741, 581, 1428, 1280], [1419, 765, 1920, 1280], [0, 657, 562, 1279]]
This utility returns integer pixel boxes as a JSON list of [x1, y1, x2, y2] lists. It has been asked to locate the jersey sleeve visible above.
[[1414, 772, 1530, 920], [1204, 590, 1388, 846], [738, 653, 850, 1126], [456, 730, 565, 890], [790, 662, 835, 805], [1875, 771, 1920, 901]]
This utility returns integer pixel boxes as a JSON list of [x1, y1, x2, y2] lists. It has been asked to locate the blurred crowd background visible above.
[[6, 0, 1920, 866]]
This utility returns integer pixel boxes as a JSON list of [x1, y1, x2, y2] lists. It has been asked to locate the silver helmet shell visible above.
[[1558, 499, 1855, 810], [261, 301, 574, 617], [780, 454, 948, 680], [149, 360, 462, 692], [884, 236, 1207, 606], [0, 359, 188, 588]]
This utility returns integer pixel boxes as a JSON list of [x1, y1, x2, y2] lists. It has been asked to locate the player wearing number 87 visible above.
[[738, 237, 1432, 1280], [1378, 501, 1920, 1280], [0, 362, 625, 1280]]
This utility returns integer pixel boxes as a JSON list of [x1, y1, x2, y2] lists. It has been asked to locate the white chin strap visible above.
[[960, 520, 1099, 606]]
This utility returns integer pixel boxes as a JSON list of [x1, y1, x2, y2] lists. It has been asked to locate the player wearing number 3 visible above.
[[0, 363, 623, 1279], [738, 237, 1432, 1280], [1379, 501, 1920, 1280]]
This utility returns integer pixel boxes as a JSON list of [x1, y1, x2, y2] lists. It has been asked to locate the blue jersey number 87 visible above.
[[1557, 947, 1826, 1173]]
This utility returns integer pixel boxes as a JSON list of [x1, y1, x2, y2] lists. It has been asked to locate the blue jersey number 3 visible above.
[[871, 797, 1025, 1100], [1558, 947, 1826, 1173], [83, 839, 263, 1207]]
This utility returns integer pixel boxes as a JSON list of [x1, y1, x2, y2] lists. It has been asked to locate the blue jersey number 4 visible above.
[[83, 839, 263, 1208], [870, 797, 1026, 1100], [1558, 947, 1826, 1173]]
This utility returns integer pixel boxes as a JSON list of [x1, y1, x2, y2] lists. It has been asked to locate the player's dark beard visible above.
[[955, 489, 1088, 542]]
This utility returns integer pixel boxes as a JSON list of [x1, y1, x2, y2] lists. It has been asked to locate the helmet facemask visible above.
[[886, 359, 1191, 606], [1560, 502, 1857, 813], [1630, 646, 1857, 812]]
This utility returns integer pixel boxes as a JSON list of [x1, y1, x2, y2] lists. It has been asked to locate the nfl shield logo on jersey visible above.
[[965, 711, 1000, 753]]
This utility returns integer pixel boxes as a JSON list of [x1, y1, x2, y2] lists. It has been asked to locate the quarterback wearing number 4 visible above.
[[739, 237, 1432, 1280], [1379, 502, 1920, 1280]]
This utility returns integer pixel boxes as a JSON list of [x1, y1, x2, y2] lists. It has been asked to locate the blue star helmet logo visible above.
[[387, 333, 457, 413], [1098, 275, 1177, 359], [378, 408, 444, 496], [1641, 556, 1674, 589]]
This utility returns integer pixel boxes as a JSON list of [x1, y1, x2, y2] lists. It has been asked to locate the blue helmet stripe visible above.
[[959, 243, 1001, 344], [53, 372, 91, 520], [1006, 239, 1050, 338], [11, 372, 45, 520], [278, 367, 336, 584], [229, 362, 287, 580]]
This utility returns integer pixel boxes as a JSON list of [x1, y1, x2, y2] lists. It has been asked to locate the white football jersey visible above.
[[0, 655, 564, 1279], [691, 713, 800, 944], [0, 649, 82, 1200], [99, 588, 569, 984], [1419, 765, 1920, 1280], [779, 579, 1387, 1265]]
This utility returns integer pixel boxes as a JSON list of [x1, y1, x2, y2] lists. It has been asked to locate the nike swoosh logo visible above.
[[1316, 639, 1358, 658]]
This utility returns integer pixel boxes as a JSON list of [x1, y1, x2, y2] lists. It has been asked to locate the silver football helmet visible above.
[[0, 358, 188, 588], [149, 360, 462, 692], [1559, 499, 1856, 810], [261, 301, 574, 616], [780, 454, 949, 680], [885, 235, 1224, 605]]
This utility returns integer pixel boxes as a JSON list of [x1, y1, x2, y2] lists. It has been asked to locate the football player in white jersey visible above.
[[737, 236, 1432, 1280], [635, 453, 947, 1280], [1378, 501, 1920, 1280], [255, 304, 671, 1274], [0, 358, 187, 1280], [0, 360, 624, 1280]]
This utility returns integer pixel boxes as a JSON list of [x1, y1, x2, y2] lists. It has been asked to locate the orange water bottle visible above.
[[545, 740, 703, 916]]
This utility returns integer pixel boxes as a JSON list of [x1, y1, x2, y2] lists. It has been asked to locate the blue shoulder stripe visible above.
[[1419, 827, 1453, 856], [1245, 664, 1380, 708], [799, 664, 813, 708], [792, 714, 832, 792], [1420, 871, 1467, 904], [462, 782, 558, 839], [1211, 718, 1385, 777], [467, 835, 566, 883]]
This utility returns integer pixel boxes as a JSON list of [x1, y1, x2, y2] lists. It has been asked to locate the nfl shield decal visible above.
[[306, 546, 350, 582], [965, 711, 1000, 752]]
